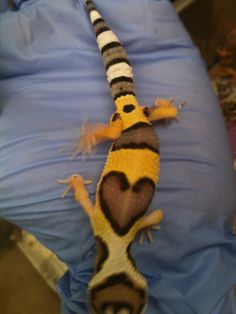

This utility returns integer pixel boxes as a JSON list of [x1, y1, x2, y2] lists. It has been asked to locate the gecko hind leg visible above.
[[57, 174, 94, 219], [137, 209, 164, 244]]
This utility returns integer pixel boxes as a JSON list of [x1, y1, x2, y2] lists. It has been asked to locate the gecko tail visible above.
[[85, 0, 136, 101]]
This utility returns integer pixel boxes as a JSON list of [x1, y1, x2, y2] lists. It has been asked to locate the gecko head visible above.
[[88, 272, 147, 314], [114, 95, 149, 128]]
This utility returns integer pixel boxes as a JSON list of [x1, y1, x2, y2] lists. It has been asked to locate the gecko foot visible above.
[[71, 122, 98, 160], [138, 226, 161, 244], [153, 98, 186, 124], [137, 209, 163, 244], [57, 174, 92, 198]]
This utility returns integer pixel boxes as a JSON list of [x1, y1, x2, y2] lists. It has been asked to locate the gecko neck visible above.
[[114, 94, 151, 130]]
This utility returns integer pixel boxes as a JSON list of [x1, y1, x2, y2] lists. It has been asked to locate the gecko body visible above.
[[59, 1, 179, 313]]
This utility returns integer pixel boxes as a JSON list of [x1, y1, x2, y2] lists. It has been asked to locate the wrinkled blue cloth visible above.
[[1, 0, 236, 313]]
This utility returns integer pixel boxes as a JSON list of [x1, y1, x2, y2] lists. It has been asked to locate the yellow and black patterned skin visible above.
[[89, 96, 160, 313], [59, 1, 179, 313], [85, 1, 160, 313]]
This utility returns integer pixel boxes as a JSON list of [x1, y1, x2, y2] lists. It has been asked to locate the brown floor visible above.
[[0, 245, 60, 314]]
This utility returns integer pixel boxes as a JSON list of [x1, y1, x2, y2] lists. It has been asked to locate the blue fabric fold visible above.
[[0, 0, 236, 313]]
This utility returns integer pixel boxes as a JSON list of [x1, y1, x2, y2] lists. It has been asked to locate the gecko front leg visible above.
[[72, 113, 123, 158], [143, 98, 185, 123], [57, 174, 94, 219]]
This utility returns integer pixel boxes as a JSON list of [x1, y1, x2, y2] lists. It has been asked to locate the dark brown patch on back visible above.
[[112, 123, 159, 153], [99, 171, 155, 235]]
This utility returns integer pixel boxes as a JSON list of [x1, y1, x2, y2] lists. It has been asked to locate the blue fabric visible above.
[[1, 0, 236, 313], [0, 0, 11, 12]]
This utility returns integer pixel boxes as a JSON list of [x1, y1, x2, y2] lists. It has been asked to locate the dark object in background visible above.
[[174, 0, 236, 68], [209, 25, 236, 118], [209, 25, 236, 168], [0, 219, 22, 249], [174, 0, 236, 172], [217, 26, 236, 70]]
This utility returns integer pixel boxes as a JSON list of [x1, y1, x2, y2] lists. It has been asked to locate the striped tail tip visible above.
[[85, 0, 136, 101]]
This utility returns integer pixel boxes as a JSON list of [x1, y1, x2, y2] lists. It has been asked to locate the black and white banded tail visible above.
[[85, 0, 136, 101]]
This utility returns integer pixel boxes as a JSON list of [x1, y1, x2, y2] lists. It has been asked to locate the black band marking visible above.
[[123, 121, 151, 132], [95, 26, 110, 37], [106, 58, 130, 71], [114, 91, 135, 100], [112, 121, 159, 153], [92, 18, 104, 27], [111, 142, 159, 153], [101, 42, 122, 55], [90, 273, 146, 300], [110, 76, 134, 86]]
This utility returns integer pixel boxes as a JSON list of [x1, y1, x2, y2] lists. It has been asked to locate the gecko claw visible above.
[[178, 101, 186, 110], [69, 114, 98, 160], [57, 174, 92, 198], [174, 101, 186, 124], [71, 124, 98, 160], [61, 184, 73, 198], [138, 225, 161, 245]]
